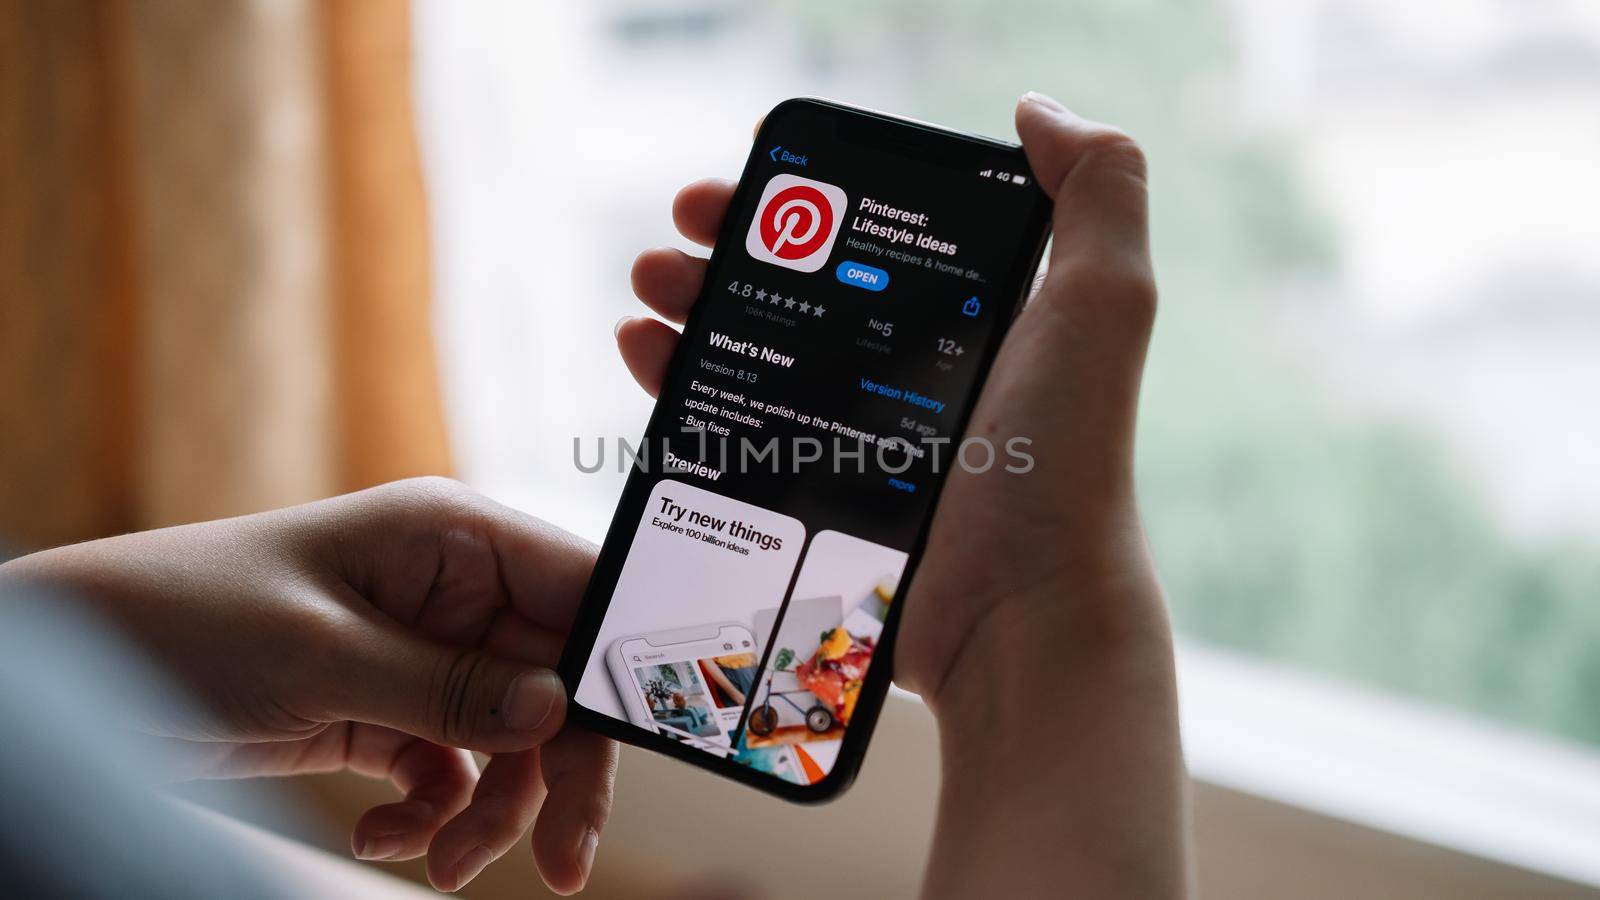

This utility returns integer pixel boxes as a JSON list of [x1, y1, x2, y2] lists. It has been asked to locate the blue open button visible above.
[[836, 260, 889, 292]]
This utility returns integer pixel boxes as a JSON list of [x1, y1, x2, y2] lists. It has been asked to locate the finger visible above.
[[483, 608, 566, 670], [469, 497, 599, 633], [322, 477, 596, 634], [615, 316, 681, 398], [394, 486, 596, 633], [1012, 91, 1155, 370], [330, 612, 568, 753], [532, 727, 617, 896], [964, 94, 1153, 487], [408, 520, 509, 645], [671, 178, 735, 247], [426, 749, 546, 892], [1014, 92, 1151, 282], [180, 724, 348, 778], [471, 490, 599, 627], [630, 247, 706, 323], [349, 731, 479, 862]]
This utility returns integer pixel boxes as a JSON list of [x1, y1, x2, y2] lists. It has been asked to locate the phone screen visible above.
[[561, 98, 1050, 800]]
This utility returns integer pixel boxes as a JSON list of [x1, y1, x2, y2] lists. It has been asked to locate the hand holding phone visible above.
[[560, 98, 1053, 800], [611, 92, 1182, 896]]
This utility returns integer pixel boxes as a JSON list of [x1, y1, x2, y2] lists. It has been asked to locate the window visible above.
[[414, 0, 1600, 839]]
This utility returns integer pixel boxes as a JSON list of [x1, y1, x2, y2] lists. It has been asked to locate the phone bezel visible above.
[[557, 96, 1052, 803]]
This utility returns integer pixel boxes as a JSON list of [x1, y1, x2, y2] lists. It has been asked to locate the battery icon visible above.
[[1012, 174, 1028, 186]]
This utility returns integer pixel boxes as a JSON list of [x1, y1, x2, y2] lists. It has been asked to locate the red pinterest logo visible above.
[[746, 175, 847, 272], [758, 185, 834, 259]]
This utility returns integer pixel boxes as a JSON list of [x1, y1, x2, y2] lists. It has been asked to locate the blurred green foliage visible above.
[[780, 0, 1600, 744]]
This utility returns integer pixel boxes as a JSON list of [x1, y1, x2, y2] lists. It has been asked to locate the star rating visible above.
[[741, 283, 828, 319]]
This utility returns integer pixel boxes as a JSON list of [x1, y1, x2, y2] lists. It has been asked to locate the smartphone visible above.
[[558, 97, 1051, 802]]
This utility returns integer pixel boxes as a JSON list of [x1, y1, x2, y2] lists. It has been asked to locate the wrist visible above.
[[920, 573, 1190, 900], [927, 567, 1174, 769]]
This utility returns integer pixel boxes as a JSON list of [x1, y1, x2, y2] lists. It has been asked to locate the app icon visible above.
[[745, 174, 848, 273]]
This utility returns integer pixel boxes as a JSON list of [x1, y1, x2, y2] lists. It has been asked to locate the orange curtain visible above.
[[321, 0, 452, 497], [0, 0, 450, 552]]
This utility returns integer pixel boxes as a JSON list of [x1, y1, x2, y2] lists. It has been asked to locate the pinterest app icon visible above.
[[745, 174, 848, 273]]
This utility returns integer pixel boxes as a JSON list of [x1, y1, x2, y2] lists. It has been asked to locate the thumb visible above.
[[975, 93, 1156, 491], [330, 618, 567, 752], [1014, 91, 1152, 284]]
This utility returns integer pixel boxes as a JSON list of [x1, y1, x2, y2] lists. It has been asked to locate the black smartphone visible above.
[[558, 97, 1051, 802]]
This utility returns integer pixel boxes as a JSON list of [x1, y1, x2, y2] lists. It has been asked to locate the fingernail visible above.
[[614, 316, 629, 338], [502, 669, 562, 731], [453, 845, 495, 890], [355, 834, 402, 861], [1021, 90, 1067, 113], [577, 828, 600, 882]]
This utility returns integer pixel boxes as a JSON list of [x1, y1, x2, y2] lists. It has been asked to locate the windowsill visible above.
[[1176, 641, 1600, 887]]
